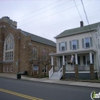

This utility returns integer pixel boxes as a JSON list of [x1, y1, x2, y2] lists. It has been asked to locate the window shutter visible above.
[[82, 39, 84, 48], [65, 42, 67, 50], [77, 40, 79, 49], [70, 41, 72, 50], [90, 37, 93, 47], [59, 43, 61, 51]]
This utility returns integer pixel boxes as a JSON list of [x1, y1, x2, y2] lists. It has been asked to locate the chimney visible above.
[[80, 21, 84, 27]]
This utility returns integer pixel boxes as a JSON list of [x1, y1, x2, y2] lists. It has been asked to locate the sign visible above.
[[33, 65, 39, 71]]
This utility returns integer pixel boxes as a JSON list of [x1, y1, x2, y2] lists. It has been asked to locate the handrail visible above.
[[58, 66, 63, 79], [49, 67, 53, 78]]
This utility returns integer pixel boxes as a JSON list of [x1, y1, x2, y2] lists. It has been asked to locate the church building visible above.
[[0, 16, 56, 76]]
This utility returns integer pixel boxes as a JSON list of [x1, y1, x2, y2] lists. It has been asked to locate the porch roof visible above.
[[49, 49, 96, 56]]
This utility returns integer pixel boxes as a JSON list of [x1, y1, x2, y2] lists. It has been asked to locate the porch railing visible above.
[[78, 65, 97, 71], [78, 65, 90, 71], [49, 67, 53, 78], [58, 67, 63, 79], [66, 64, 96, 71]]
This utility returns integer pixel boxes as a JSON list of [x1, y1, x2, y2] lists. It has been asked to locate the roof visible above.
[[55, 22, 100, 39], [22, 31, 56, 47]]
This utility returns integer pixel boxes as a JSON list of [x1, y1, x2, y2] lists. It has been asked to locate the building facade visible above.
[[0, 16, 56, 76], [49, 22, 100, 80]]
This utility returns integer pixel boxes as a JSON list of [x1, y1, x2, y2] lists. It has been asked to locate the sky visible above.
[[0, 0, 100, 42]]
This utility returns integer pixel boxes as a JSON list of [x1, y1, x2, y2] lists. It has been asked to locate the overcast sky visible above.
[[0, 0, 100, 42]]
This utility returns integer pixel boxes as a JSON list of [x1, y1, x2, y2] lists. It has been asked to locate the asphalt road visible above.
[[0, 77, 100, 100]]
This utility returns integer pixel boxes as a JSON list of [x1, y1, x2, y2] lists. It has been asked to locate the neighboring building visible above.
[[0, 16, 56, 76], [49, 21, 100, 80]]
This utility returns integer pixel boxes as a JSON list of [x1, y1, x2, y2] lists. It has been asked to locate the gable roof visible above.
[[55, 22, 100, 39], [22, 31, 56, 47]]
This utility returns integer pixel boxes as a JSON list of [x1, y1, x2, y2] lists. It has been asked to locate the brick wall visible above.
[[0, 20, 56, 76]]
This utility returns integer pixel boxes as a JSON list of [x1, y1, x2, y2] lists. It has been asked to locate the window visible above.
[[86, 55, 90, 65], [42, 49, 47, 60], [7, 67, 9, 72], [59, 42, 67, 51], [78, 56, 80, 65], [4, 34, 14, 61], [85, 38, 90, 48], [83, 56, 86, 65], [42, 66, 47, 73], [83, 55, 90, 65], [82, 37, 93, 48], [3, 67, 5, 72], [70, 40, 79, 50], [10, 67, 12, 72], [33, 47, 38, 59], [98, 39, 100, 49]]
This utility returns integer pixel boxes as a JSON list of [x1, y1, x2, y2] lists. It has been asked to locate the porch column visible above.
[[75, 54, 78, 79], [75, 54, 78, 65], [89, 52, 93, 64], [62, 55, 65, 65], [51, 56, 55, 71], [62, 55, 65, 79]]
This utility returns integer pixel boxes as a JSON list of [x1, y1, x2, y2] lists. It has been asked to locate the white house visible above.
[[49, 21, 100, 80]]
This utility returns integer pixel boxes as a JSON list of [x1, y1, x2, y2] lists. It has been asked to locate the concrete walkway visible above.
[[0, 73, 100, 88]]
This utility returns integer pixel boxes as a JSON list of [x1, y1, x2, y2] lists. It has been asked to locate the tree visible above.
[[39, 57, 51, 76]]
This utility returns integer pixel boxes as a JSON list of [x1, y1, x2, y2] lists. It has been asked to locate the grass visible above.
[[62, 78, 100, 83]]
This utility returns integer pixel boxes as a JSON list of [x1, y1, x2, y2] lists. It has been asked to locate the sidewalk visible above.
[[0, 73, 100, 88]]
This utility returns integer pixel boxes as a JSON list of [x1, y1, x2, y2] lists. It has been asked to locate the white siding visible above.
[[56, 31, 97, 53]]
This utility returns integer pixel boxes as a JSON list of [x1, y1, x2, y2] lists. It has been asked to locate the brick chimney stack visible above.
[[80, 21, 84, 27]]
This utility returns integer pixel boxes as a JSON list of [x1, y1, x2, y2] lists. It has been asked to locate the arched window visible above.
[[42, 49, 47, 60], [33, 47, 38, 59], [4, 34, 14, 61]]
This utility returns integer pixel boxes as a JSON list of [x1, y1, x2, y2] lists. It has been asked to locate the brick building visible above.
[[0, 16, 56, 76]]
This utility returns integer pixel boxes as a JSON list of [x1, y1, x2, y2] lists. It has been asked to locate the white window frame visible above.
[[84, 37, 90, 48], [3, 34, 14, 61], [71, 40, 77, 50], [59, 42, 67, 51]]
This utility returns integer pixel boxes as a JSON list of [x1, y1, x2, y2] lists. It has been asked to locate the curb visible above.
[[0, 76, 100, 89]]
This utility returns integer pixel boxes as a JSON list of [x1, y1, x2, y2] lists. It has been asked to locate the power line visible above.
[[14, 0, 61, 20], [81, 0, 97, 47], [18, 0, 72, 23], [73, 0, 83, 21], [30, 8, 100, 32], [18, 0, 91, 27]]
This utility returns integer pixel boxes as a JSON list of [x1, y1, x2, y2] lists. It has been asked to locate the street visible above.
[[0, 77, 100, 100]]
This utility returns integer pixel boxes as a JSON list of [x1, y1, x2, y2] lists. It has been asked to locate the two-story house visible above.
[[49, 21, 100, 80]]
